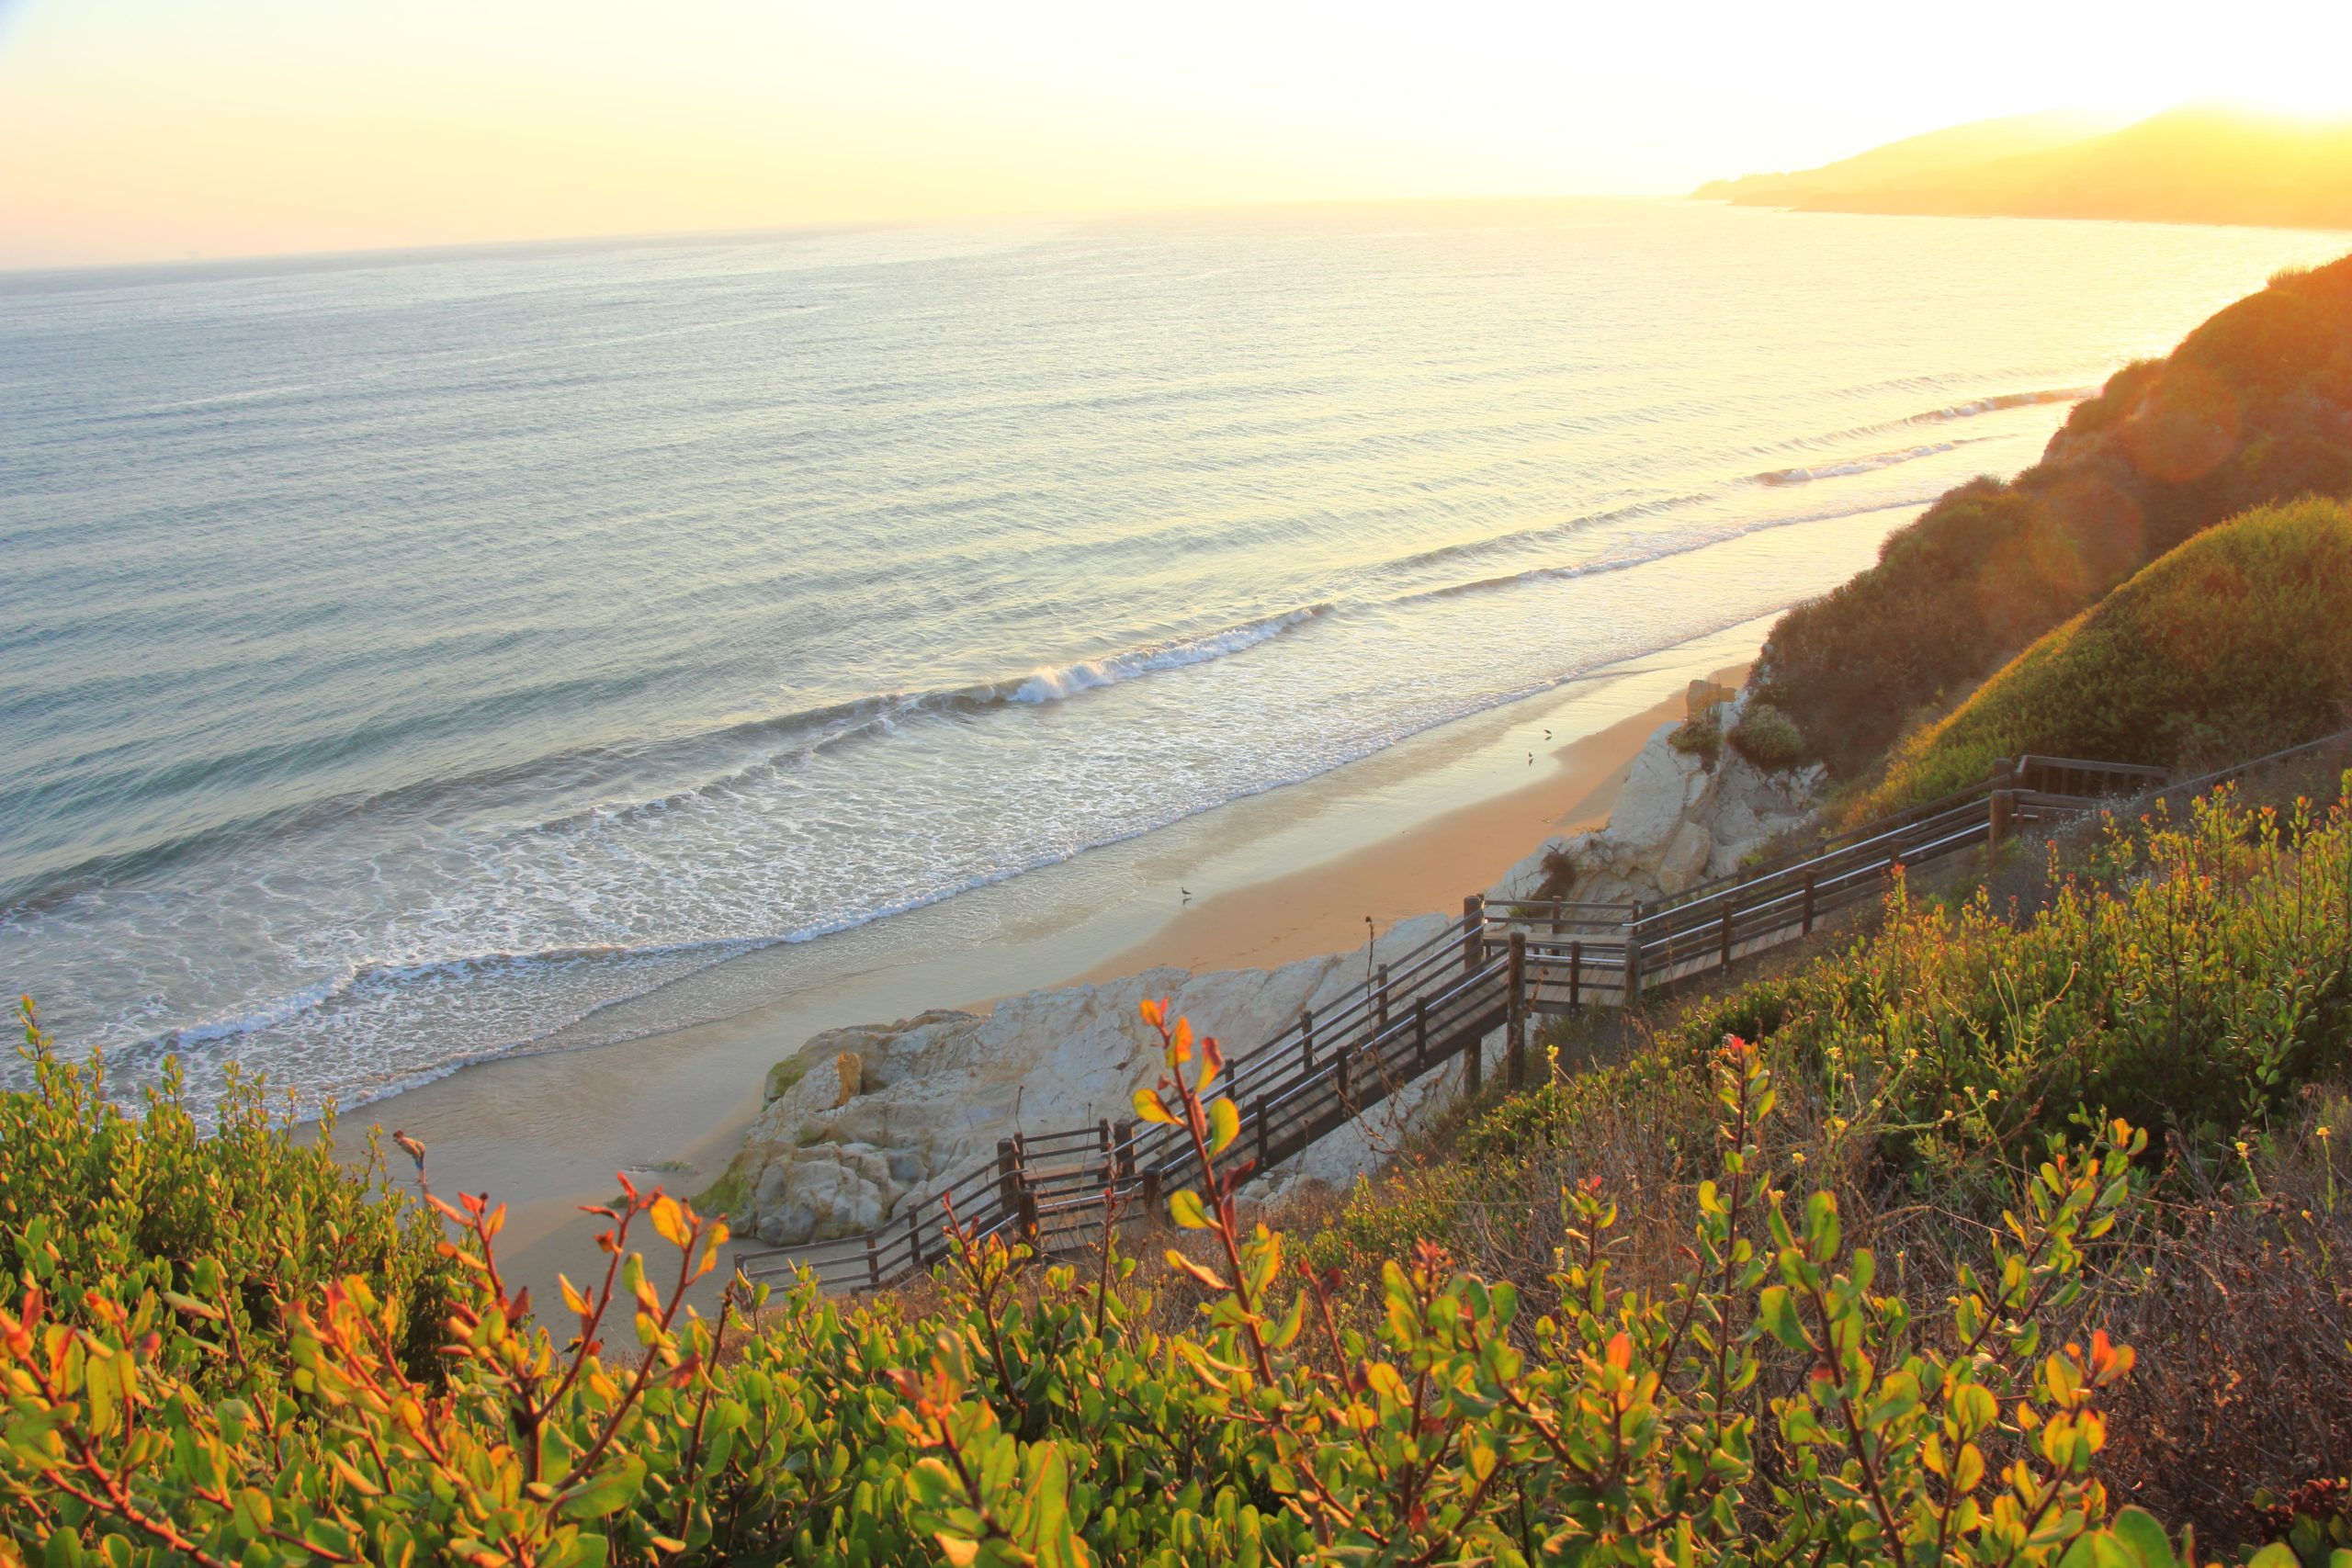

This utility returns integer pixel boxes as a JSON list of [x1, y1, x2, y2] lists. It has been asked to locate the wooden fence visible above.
[[733, 750, 2166, 1292]]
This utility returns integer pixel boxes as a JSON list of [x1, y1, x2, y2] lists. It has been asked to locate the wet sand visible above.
[[351, 620, 1769, 1303]]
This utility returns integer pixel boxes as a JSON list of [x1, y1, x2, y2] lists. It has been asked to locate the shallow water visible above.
[[2, 201, 2339, 1112]]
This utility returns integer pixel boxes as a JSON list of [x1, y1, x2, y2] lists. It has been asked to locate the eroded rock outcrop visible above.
[[720, 916, 1467, 1246], [1487, 686, 1825, 908]]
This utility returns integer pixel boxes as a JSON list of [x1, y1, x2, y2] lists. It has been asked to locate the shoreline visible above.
[[1069, 675, 1736, 984], [349, 623, 1772, 1302]]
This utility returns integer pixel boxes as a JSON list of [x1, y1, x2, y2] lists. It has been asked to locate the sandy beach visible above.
[[1074, 676, 1738, 981], [349, 625, 1768, 1301]]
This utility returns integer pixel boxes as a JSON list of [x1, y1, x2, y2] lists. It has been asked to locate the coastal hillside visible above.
[[1701, 104, 2352, 230], [1867, 496, 2352, 809], [1692, 109, 2114, 207], [1753, 251, 2352, 775], [10, 771, 2352, 1557], [1311, 775, 2352, 1549]]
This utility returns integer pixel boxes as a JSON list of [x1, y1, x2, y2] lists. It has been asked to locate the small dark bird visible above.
[[1528, 752, 1534, 764], [1181, 886, 1193, 902], [1544, 728, 1552, 739]]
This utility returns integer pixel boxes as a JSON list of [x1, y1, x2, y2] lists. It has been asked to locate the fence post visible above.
[[1335, 1047, 1351, 1109], [1465, 1022, 1483, 1098], [1253, 1093, 1271, 1173], [1719, 899, 1734, 970], [996, 1138, 1021, 1217], [1801, 872, 1816, 936], [1113, 1119, 1136, 1179], [1017, 1179, 1040, 1247], [1300, 1007, 1316, 1071], [1569, 940, 1582, 1010], [1376, 963, 1390, 1030], [1623, 902, 1645, 1008], [1462, 894, 1485, 974], [908, 1204, 923, 1271], [1988, 788, 2014, 848], [1505, 930, 1528, 1089], [1140, 1167, 1163, 1223], [866, 1231, 881, 1292], [1414, 996, 1429, 1067]]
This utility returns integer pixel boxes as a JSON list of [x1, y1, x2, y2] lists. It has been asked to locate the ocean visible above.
[[3, 200, 2340, 1115]]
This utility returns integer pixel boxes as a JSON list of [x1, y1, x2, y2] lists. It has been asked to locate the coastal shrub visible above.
[[1123, 1008, 2180, 1565], [1754, 253, 2352, 777], [0, 992, 2214, 1565], [0, 1001, 464, 1395], [1726, 700, 1804, 771], [1667, 710, 1721, 763], [1865, 497, 2352, 813], [1307, 781, 2352, 1548], [1690, 784, 2352, 1182]]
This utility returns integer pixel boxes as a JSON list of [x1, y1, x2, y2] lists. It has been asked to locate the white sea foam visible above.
[[1008, 607, 1327, 704], [1751, 440, 1983, 487]]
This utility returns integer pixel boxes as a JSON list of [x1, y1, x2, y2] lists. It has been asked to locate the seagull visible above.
[[1181, 886, 1193, 902]]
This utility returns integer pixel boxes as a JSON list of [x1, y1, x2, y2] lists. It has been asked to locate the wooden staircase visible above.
[[732, 751, 2168, 1292]]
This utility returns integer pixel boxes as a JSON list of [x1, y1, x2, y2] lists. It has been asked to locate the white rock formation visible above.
[[1486, 688, 1825, 908], [721, 915, 1467, 1246]]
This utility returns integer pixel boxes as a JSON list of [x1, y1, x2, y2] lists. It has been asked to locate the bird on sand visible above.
[[1181, 886, 1193, 902]]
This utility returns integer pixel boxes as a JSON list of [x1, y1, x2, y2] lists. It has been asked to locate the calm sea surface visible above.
[[3, 202, 2340, 1112]]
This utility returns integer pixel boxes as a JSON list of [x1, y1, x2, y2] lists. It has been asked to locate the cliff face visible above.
[[1487, 693, 1822, 906], [1755, 253, 2352, 777]]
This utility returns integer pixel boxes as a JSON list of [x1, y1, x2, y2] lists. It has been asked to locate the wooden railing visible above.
[[733, 911, 1518, 1292], [734, 750, 2167, 1293]]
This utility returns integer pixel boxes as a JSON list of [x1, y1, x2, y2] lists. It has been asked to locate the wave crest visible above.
[[1751, 438, 1981, 487], [1007, 606, 1325, 704]]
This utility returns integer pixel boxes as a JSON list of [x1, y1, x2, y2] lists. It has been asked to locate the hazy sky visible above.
[[6, 0, 2352, 268]]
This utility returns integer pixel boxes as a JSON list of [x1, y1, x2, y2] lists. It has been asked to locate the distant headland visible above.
[[1698, 104, 2352, 231]]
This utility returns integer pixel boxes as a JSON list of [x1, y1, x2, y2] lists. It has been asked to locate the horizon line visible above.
[[0, 193, 1702, 282]]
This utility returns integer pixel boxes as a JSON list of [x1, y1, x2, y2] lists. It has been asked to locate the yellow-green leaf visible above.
[[1208, 1098, 1240, 1157]]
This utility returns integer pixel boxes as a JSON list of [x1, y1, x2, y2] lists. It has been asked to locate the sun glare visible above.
[[3, 0, 2352, 265]]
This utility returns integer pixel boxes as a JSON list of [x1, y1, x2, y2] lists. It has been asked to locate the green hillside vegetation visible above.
[[1754, 253, 2352, 777], [1693, 110, 2115, 206], [1865, 497, 2352, 811], [1702, 106, 2352, 231], [1313, 783, 2352, 1549], [7, 778, 2352, 1561]]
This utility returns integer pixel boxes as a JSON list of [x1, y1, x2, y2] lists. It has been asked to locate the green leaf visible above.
[[1803, 1190, 1840, 1260], [2107, 1506, 2179, 1568], [1757, 1286, 1808, 1352], [561, 1454, 648, 1519], [1169, 1189, 1210, 1230]]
